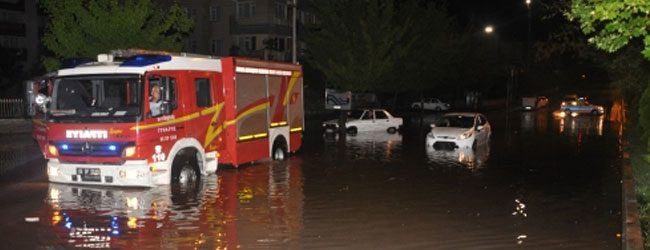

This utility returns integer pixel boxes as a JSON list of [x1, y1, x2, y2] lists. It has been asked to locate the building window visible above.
[[184, 7, 196, 19], [275, 2, 286, 19], [237, 2, 256, 18], [209, 6, 221, 22], [211, 39, 223, 55], [239, 36, 256, 51]]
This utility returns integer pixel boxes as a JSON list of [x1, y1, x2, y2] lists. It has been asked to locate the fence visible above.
[[0, 98, 25, 118]]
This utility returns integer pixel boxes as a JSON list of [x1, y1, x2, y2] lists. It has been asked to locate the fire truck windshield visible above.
[[49, 74, 143, 122]]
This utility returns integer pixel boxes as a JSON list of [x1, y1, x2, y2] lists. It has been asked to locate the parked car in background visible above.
[[411, 98, 451, 111], [322, 109, 403, 134], [521, 96, 549, 110], [560, 96, 604, 115], [426, 112, 491, 150]]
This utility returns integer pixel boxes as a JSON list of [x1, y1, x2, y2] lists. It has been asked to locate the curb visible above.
[[623, 148, 644, 250]]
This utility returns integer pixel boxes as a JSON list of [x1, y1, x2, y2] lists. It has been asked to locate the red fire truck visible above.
[[29, 49, 304, 187]]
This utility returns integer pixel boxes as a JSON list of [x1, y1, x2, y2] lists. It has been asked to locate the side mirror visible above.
[[476, 125, 484, 131], [35, 93, 51, 113]]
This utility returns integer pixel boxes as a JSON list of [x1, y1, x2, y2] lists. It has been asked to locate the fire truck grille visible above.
[[53, 141, 133, 157]]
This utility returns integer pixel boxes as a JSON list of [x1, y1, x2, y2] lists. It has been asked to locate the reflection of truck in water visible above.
[[45, 159, 304, 249], [27, 49, 304, 187]]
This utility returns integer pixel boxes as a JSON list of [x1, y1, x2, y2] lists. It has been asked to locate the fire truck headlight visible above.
[[122, 146, 136, 157], [48, 145, 58, 157]]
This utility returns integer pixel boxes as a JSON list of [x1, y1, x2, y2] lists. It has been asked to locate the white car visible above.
[[426, 112, 491, 150], [411, 98, 451, 111], [322, 109, 403, 134], [560, 96, 605, 115]]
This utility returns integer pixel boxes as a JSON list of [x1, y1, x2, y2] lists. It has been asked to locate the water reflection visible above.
[[323, 131, 402, 162], [554, 112, 605, 136], [520, 111, 548, 134], [44, 160, 303, 249], [425, 142, 490, 170]]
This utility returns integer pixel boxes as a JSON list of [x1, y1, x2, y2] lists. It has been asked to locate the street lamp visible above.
[[525, 0, 531, 70], [484, 25, 494, 34]]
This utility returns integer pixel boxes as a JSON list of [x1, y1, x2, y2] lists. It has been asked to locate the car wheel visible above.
[[413, 104, 421, 110], [590, 110, 598, 116], [435, 107, 441, 111], [346, 127, 358, 135], [387, 127, 397, 134]]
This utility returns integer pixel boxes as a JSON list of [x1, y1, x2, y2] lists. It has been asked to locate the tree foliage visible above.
[[304, 0, 458, 94], [568, 0, 650, 60], [40, 0, 193, 71]]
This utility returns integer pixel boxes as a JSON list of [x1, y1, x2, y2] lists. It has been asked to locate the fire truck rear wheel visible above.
[[272, 137, 288, 161]]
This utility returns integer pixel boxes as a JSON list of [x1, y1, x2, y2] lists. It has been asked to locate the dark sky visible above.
[[445, 0, 557, 42]]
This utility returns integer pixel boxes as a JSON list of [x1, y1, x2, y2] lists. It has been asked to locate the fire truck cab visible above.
[[30, 50, 304, 187]]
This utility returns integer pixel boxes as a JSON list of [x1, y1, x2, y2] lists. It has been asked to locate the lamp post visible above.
[[525, 0, 531, 70]]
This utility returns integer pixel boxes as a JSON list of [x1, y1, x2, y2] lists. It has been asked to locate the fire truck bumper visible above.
[[47, 159, 156, 187]]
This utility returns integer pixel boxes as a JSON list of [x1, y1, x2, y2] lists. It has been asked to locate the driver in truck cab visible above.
[[149, 83, 162, 117]]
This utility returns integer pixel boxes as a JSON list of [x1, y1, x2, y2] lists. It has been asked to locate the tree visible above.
[[40, 0, 193, 71], [568, 0, 650, 60], [304, 1, 420, 93]]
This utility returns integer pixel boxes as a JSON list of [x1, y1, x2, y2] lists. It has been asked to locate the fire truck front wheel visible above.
[[172, 151, 200, 186]]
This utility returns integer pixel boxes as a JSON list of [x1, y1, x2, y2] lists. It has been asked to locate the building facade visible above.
[[166, 0, 314, 62], [0, 0, 40, 72]]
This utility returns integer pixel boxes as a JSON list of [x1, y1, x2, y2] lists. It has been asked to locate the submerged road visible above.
[[0, 108, 622, 249]]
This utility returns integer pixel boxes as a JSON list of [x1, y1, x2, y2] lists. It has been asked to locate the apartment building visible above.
[[165, 0, 314, 62], [0, 0, 40, 71]]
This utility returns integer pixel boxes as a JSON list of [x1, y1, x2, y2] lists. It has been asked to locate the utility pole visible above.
[[291, 0, 297, 64]]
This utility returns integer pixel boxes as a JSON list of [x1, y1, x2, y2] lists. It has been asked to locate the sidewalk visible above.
[[0, 119, 41, 176]]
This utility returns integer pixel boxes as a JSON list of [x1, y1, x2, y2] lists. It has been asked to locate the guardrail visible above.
[[0, 98, 25, 118]]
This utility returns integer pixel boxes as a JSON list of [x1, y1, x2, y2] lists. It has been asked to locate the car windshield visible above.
[[50, 74, 143, 122], [440, 115, 475, 128], [347, 110, 365, 119]]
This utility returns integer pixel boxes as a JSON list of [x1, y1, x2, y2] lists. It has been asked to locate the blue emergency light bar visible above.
[[120, 54, 172, 67]]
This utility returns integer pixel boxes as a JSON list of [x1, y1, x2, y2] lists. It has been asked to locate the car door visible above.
[[423, 98, 434, 110], [374, 110, 391, 130], [355, 110, 374, 131]]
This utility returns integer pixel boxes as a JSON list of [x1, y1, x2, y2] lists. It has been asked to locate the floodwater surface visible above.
[[0, 109, 622, 249]]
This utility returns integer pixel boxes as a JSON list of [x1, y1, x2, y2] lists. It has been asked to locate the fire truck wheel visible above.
[[273, 146, 286, 161], [272, 138, 287, 161], [172, 153, 200, 186], [178, 164, 198, 185]]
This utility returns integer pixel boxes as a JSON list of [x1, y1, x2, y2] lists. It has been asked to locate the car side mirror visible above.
[[476, 125, 484, 131]]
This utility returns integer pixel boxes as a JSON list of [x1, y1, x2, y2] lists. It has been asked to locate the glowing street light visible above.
[[484, 25, 494, 34]]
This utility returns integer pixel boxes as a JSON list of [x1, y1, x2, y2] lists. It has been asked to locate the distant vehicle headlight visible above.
[[460, 131, 473, 140]]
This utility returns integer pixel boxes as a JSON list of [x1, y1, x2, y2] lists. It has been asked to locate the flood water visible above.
[[0, 109, 622, 249]]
